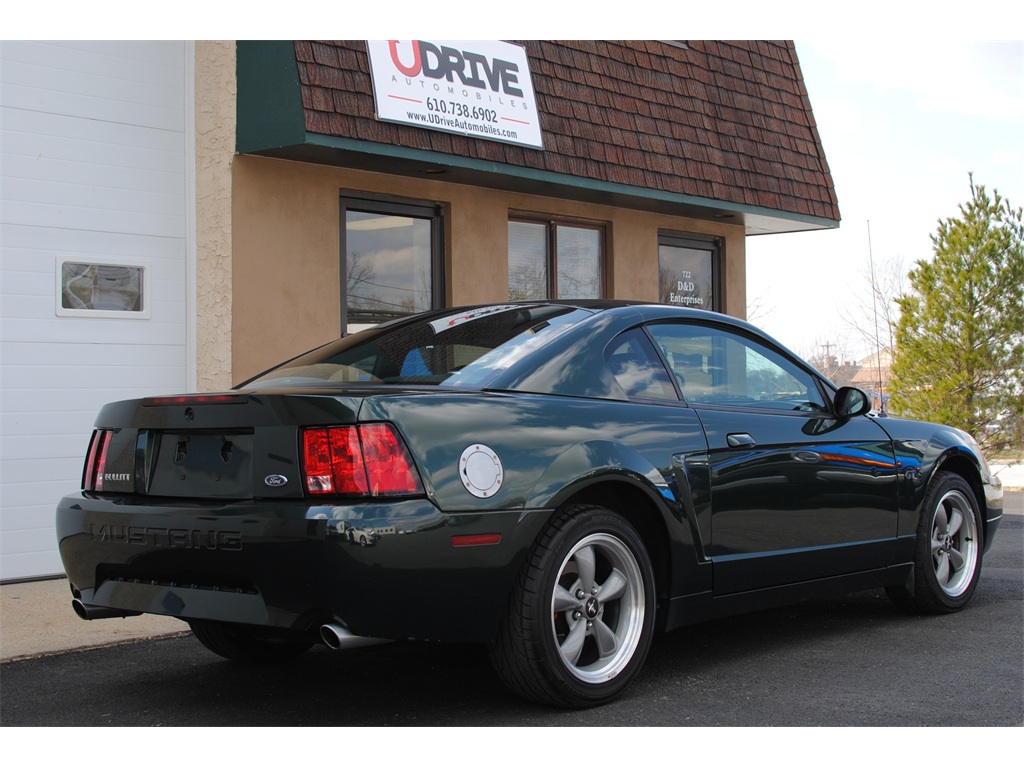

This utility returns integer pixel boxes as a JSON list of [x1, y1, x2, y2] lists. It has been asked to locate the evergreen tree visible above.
[[890, 176, 1024, 448]]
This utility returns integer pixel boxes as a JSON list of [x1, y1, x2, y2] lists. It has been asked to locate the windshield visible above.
[[242, 304, 593, 390]]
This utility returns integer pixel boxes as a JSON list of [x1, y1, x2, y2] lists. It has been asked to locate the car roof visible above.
[[366, 300, 794, 356]]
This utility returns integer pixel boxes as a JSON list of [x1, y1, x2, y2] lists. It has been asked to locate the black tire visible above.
[[886, 471, 984, 614], [189, 620, 313, 663], [489, 504, 655, 708]]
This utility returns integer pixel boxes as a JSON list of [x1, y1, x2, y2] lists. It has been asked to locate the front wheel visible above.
[[886, 471, 984, 614], [489, 505, 655, 708]]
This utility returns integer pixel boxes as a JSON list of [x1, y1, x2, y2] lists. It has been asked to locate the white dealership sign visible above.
[[366, 40, 544, 149]]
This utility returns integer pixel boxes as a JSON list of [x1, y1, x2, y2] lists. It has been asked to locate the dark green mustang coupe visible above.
[[56, 302, 1003, 707]]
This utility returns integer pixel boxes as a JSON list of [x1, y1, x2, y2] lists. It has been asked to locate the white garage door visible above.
[[1, 41, 194, 580]]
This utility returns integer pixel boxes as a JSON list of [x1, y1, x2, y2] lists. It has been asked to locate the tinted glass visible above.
[[556, 226, 601, 299], [605, 329, 677, 401], [345, 210, 433, 332], [648, 324, 826, 411], [243, 305, 593, 390]]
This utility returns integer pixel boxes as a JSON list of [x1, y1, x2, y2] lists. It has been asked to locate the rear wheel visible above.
[[886, 471, 983, 613], [489, 505, 655, 708], [189, 620, 313, 663]]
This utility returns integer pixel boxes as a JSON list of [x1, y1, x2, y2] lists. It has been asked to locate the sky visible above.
[[745, 39, 1024, 362]]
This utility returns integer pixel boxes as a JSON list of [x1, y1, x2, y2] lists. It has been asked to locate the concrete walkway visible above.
[[1, 578, 187, 662]]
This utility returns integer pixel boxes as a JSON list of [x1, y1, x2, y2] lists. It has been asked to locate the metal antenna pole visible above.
[[867, 220, 885, 413]]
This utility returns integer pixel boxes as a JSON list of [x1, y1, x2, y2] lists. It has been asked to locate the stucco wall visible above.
[[194, 40, 236, 392], [231, 154, 746, 384]]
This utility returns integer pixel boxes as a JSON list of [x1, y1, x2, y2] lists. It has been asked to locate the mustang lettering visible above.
[[91, 525, 243, 550]]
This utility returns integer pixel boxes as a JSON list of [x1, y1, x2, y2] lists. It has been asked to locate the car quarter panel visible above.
[[360, 391, 712, 597]]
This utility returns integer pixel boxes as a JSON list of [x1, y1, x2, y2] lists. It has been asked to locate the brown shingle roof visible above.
[[292, 40, 839, 224]]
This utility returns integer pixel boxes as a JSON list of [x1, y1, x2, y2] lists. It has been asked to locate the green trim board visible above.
[[299, 132, 840, 233], [236, 40, 307, 153]]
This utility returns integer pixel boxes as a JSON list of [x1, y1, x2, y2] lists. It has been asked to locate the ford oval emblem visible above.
[[264, 474, 288, 487]]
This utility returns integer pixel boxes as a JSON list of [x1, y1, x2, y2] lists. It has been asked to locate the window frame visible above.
[[55, 256, 150, 319], [508, 214, 607, 301]]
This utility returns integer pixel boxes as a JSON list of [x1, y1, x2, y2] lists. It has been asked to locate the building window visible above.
[[56, 259, 149, 318], [508, 218, 604, 301], [658, 232, 721, 312], [340, 195, 444, 335]]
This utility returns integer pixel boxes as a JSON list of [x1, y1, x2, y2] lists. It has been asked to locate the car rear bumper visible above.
[[56, 493, 549, 643]]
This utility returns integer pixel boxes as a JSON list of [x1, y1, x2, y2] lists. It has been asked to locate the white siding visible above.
[[1, 41, 192, 580]]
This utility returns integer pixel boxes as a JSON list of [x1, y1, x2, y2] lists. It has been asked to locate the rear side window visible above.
[[605, 329, 677, 401]]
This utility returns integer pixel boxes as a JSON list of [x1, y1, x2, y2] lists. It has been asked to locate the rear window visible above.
[[242, 305, 593, 390]]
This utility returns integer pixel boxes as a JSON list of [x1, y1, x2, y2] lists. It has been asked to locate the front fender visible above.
[[884, 419, 1002, 544]]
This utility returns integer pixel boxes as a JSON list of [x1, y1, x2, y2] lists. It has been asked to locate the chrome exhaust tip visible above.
[[71, 598, 141, 621], [319, 622, 392, 650]]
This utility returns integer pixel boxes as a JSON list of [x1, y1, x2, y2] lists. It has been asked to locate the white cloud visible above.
[[805, 40, 1024, 122], [989, 147, 1022, 165]]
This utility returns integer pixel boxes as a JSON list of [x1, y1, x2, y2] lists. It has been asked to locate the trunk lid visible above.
[[90, 391, 372, 500]]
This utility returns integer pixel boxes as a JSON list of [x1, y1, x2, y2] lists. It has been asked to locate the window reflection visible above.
[[345, 211, 433, 332], [61, 263, 143, 312], [508, 219, 604, 300], [649, 324, 826, 411]]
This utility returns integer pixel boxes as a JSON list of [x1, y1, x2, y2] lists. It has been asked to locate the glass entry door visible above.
[[658, 232, 720, 312], [341, 196, 443, 335]]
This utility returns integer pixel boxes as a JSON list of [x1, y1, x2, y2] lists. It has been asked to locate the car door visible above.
[[646, 322, 899, 595]]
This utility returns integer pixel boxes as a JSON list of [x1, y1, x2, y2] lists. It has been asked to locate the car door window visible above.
[[648, 324, 826, 412]]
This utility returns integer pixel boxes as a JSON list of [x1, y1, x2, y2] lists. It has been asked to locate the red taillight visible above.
[[302, 426, 368, 495], [301, 424, 423, 497], [359, 424, 423, 495], [83, 429, 113, 491], [142, 394, 248, 406]]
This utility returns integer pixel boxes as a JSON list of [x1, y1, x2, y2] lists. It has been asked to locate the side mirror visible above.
[[834, 386, 871, 418]]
